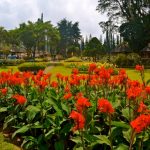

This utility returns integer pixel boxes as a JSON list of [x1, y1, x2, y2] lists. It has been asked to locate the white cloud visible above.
[[0, 0, 108, 38]]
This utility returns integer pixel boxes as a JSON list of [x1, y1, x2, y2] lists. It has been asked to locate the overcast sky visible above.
[[0, 0, 107, 38]]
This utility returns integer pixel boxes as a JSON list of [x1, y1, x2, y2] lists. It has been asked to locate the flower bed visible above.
[[0, 64, 150, 150]]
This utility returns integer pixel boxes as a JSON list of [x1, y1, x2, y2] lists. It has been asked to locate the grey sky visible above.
[[0, 0, 107, 38]]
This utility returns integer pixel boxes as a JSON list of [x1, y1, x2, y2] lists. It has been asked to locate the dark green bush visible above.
[[0, 59, 25, 66], [110, 53, 141, 67], [18, 62, 46, 72]]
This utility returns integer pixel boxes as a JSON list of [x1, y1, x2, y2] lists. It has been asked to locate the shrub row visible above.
[[0, 59, 25, 66], [18, 62, 46, 72]]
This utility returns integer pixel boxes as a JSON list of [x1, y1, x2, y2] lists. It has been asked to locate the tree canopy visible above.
[[97, 0, 150, 51]]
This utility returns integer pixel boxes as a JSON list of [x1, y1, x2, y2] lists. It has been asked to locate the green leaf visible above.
[[54, 141, 64, 150], [12, 125, 30, 138], [45, 129, 55, 139], [123, 128, 136, 144], [84, 133, 99, 142], [48, 98, 63, 117], [71, 136, 82, 145], [111, 121, 130, 129], [115, 144, 128, 150], [0, 107, 7, 112], [61, 102, 69, 114], [122, 108, 130, 120], [26, 105, 40, 121], [95, 135, 111, 146], [3, 115, 17, 130], [146, 79, 150, 85]]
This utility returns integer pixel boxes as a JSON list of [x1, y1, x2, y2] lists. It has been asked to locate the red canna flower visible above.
[[88, 63, 97, 72], [76, 96, 91, 112], [64, 85, 70, 93], [72, 68, 79, 75], [130, 114, 150, 133], [12, 94, 27, 105], [69, 110, 85, 131], [63, 92, 72, 100], [145, 86, 150, 95], [0, 88, 8, 95], [137, 102, 147, 113], [98, 98, 114, 114], [135, 65, 144, 71], [126, 86, 142, 100], [51, 81, 58, 88]]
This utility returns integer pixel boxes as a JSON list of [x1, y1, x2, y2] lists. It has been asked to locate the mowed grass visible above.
[[0, 66, 18, 72], [49, 66, 72, 81], [0, 132, 20, 150], [126, 68, 150, 82]]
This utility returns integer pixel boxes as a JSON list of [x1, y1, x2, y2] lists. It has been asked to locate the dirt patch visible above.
[[44, 66, 54, 74]]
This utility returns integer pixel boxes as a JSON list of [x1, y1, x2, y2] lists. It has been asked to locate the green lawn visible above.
[[0, 132, 20, 150], [0, 66, 18, 72], [126, 68, 150, 82]]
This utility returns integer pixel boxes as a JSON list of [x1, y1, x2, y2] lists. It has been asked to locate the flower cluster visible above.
[[130, 114, 150, 133]]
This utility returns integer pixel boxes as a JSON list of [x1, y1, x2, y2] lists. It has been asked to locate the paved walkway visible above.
[[44, 66, 53, 74]]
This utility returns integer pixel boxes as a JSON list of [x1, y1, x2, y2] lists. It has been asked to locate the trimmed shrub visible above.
[[46, 62, 63, 66], [64, 56, 83, 62], [18, 62, 46, 72], [0, 59, 25, 66]]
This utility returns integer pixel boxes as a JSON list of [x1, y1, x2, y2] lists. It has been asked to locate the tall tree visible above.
[[97, 0, 150, 51], [84, 37, 104, 61], [57, 18, 81, 56]]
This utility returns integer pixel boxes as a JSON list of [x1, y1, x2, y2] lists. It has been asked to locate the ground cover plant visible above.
[[0, 64, 150, 150]]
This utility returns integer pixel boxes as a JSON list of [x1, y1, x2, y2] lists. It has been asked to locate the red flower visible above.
[[130, 114, 150, 133], [88, 63, 97, 72], [135, 65, 144, 71], [98, 98, 114, 114], [126, 86, 142, 100], [51, 81, 58, 88], [13, 94, 27, 105], [69, 110, 85, 131], [145, 86, 150, 95], [76, 97, 91, 112], [137, 102, 147, 113], [1, 88, 8, 95], [72, 68, 79, 75], [63, 92, 72, 100], [64, 85, 70, 92]]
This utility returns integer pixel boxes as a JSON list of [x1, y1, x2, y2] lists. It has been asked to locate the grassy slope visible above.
[[126, 68, 150, 82], [0, 66, 18, 72], [0, 133, 20, 150]]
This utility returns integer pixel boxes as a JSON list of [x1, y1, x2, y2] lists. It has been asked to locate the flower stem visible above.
[[109, 114, 113, 150], [129, 129, 136, 150], [80, 130, 86, 150]]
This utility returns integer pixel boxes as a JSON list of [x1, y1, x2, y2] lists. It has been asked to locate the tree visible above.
[[84, 37, 104, 62], [97, 0, 150, 51], [57, 18, 81, 57]]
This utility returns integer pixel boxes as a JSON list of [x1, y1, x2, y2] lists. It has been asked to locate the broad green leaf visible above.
[[71, 136, 82, 145], [111, 121, 130, 129], [115, 144, 128, 150], [54, 141, 64, 150], [45, 129, 55, 139], [3, 115, 17, 130], [146, 79, 150, 85], [0, 107, 7, 112], [61, 102, 69, 114], [48, 98, 63, 117], [122, 108, 130, 120], [95, 135, 111, 146], [26, 105, 40, 121], [12, 125, 30, 138], [123, 128, 136, 144], [84, 133, 99, 142]]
